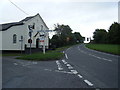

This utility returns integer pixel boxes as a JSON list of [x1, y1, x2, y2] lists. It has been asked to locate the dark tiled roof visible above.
[[0, 15, 35, 31], [0, 22, 24, 31], [0, 13, 49, 31], [19, 16, 35, 23]]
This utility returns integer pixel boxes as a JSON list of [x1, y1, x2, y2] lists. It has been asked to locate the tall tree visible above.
[[93, 29, 108, 43], [54, 24, 72, 36], [74, 32, 83, 43], [108, 22, 120, 44]]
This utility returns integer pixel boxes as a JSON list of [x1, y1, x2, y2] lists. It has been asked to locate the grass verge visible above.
[[85, 44, 120, 55], [16, 51, 64, 61], [16, 44, 79, 61]]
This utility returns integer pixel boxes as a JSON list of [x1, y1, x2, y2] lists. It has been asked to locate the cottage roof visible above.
[[0, 13, 48, 31], [0, 22, 24, 31]]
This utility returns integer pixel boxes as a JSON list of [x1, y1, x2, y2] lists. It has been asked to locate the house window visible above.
[[21, 36, 23, 40], [33, 23, 35, 29], [13, 34, 17, 43]]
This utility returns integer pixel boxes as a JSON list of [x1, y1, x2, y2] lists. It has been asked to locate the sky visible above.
[[0, 0, 119, 41]]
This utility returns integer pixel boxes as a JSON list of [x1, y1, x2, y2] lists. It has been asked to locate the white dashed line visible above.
[[102, 58, 112, 62], [56, 61, 63, 70], [14, 63, 18, 65], [65, 54, 68, 59], [61, 59, 94, 87], [55, 70, 73, 74], [32, 62, 37, 64], [66, 64, 71, 67], [62, 60, 68, 64], [68, 66, 73, 69], [44, 69, 52, 71], [78, 46, 112, 62], [89, 54, 112, 62], [84, 80, 93, 86], [62, 60, 65, 63], [70, 70, 78, 74], [78, 74, 83, 78], [84, 45, 119, 57]]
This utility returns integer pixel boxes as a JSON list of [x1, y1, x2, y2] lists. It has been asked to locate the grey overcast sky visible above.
[[0, 0, 119, 39]]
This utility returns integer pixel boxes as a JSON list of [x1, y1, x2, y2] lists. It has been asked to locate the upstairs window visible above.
[[13, 34, 17, 43], [21, 36, 23, 40], [33, 23, 35, 29]]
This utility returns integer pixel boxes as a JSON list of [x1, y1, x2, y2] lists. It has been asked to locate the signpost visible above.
[[37, 30, 52, 54], [27, 25, 53, 54]]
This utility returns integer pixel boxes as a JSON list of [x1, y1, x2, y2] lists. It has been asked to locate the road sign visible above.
[[37, 30, 53, 32], [37, 30, 54, 54], [19, 40, 23, 42], [40, 34, 44, 37], [28, 25, 34, 30], [28, 39, 32, 43], [40, 40, 44, 42]]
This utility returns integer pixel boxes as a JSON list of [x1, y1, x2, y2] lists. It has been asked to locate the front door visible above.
[[36, 38, 39, 48]]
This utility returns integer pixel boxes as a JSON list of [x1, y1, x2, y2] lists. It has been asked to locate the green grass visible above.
[[86, 44, 120, 55], [16, 51, 64, 61], [4, 43, 81, 61], [16, 45, 76, 61]]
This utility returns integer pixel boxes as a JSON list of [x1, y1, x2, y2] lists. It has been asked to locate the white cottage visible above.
[[0, 13, 49, 51]]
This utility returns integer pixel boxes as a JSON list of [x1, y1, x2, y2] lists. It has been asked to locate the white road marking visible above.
[[89, 54, 112, 62], [65, 54, 68, 59], [70, 70, 78, 74], [32, 62, 37, 64], [78, 74, 83, 78], [14, 63, 18, 65], [78, 46, 112, 62], [44, 68, 73, 74], [63, 62, 68, 64], [55, 70, 73, 74], [44, 69, 52, 71], [66, 47, 71, 51], [84, 45, 119, 57], [56, 61, 63, 70], [66, 64, 71, 67], [62, 59, 65, 63], [84, 80, 93, 86], [68, 66, 73, 69], [102, 58, 112, 62], [62, 60, 68, 64]]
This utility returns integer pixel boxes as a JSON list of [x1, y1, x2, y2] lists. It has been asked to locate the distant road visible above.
[[2, 44, 119, 88]]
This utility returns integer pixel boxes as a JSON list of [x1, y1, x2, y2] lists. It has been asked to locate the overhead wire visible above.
[[8, 0, 29, 15]]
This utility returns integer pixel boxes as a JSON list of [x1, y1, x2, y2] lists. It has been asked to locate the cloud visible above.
[[0, 1, 118, 38]]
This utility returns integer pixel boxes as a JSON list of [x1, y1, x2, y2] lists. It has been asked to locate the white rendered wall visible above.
[[2, 25, 26, 50], [1, 14, 49, 50], [25, 15, 49, 48]]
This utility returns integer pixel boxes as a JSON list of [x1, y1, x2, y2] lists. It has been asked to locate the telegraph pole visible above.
[[28, 25, 33, 55], [19, 36, 23, 54]]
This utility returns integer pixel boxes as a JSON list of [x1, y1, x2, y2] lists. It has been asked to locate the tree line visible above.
[[92, 22, 120, 44], [50, 24, 84, 49]]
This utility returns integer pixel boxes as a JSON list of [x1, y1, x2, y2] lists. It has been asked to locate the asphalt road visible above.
[[65, 44, 119, 88], [2, 44, 119, 88]]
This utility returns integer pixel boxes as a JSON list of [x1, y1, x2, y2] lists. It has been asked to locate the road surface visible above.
[[2, 44, 119, 88]]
